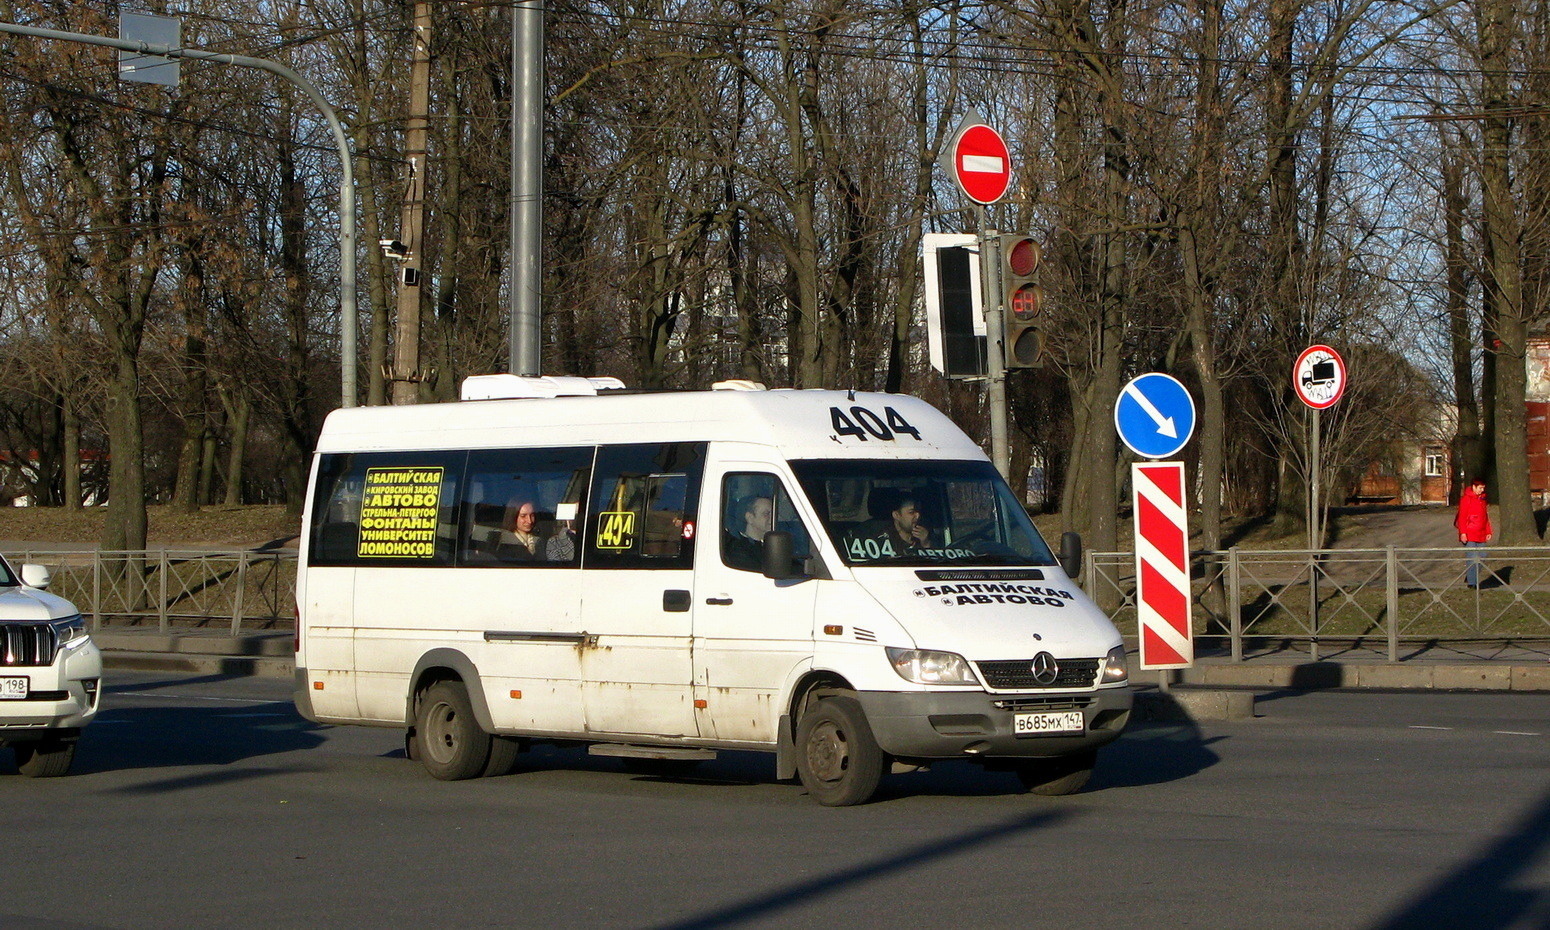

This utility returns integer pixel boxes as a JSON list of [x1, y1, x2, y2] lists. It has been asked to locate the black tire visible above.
[[795, 696, 885, 806], [15, 736, 76, 778], [481, 735, 524, 777], [1015, 750, 1096, 796], [415, 680, 492, 781]]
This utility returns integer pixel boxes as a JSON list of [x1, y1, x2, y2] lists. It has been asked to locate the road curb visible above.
[[103, 650, 293, 680], [1177, 661, 1550, 692], [1134, 689, 1256, 722]]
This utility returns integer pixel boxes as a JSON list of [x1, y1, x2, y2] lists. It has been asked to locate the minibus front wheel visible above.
[[795, 696, 884, 806]]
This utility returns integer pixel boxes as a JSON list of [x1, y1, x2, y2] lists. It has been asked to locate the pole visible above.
[[976, 206, 1011, 479], [510, 0, 543, 376], [0, 21, 359, 408], [390, 1, 431, 405], [1309, 405, 1321, 659]]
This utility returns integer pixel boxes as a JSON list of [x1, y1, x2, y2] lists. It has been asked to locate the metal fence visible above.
[[1087, 545, 1550, 661], [8, 543, 1548, 657], [5, 548, 298, 635]]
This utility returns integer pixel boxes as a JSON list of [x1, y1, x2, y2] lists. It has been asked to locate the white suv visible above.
[[0, 555, 100, 776]]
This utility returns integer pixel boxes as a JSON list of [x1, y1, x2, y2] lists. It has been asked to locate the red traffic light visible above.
[[1000, 234, 1044, 368], [1006, 238, 1040, 277]]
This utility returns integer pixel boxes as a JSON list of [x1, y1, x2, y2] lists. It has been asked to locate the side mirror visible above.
[[20, 563, 51, 589], [1058, 532, 1082, 580], [762, 531, 798, 580]]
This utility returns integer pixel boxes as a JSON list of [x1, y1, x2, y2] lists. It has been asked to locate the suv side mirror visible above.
[[762, 531, 799, 580], [1058, 532, 1082, 580], [20, 564, 51, 589]]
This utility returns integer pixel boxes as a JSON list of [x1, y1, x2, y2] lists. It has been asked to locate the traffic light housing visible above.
[[1000, 235, 1043, 367]]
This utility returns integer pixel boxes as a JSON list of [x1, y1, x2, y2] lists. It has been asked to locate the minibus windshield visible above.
[[790, 459, 1057, 567]]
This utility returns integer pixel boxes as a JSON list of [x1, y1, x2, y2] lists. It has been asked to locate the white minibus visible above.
[[294, 379, 1131, 805]]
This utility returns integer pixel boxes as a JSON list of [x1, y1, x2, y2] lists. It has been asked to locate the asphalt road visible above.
[[5, 674, 1550, 929]]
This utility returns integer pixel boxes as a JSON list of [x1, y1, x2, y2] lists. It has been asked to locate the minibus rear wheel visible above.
[[416, 680, 493, 780], [795, 696, 884, 806], [1015, 749, 1096, 796], [483, 735, 523, 777]]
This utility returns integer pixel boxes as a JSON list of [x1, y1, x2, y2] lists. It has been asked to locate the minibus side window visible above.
[[459, 447, 594, 567], [308, 451, 463, 566], [310, 454, 363, 563], [721, 473, 811, 573], [585, 442, 706, 570]]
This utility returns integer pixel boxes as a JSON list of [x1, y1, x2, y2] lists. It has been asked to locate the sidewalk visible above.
[[91, 627, 1550, 692], [1168, 639, 1550, 692], [96, 628, 294, 679]]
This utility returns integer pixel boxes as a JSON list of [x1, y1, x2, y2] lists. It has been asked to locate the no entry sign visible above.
[[950, 123, 1012, 205], [1134, 461, 1193, 670]]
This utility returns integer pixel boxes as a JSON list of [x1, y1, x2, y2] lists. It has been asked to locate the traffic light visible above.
[[1000, 234, 1044, 368]]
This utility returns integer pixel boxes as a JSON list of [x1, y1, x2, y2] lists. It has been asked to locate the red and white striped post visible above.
[[1134, 461, 1192, 669]]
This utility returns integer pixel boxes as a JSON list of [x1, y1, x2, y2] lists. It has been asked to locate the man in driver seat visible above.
[[870, 493, 933, 554]]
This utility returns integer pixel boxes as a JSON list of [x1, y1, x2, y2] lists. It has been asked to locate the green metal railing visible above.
[[6, 548, 297, 635], [1087, 546, 1550, 661], [10, 544, 1547, 658]]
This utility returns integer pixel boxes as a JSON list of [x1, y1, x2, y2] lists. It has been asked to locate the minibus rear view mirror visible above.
[[762, 531, 800, 580], [1059, 532, 1083, 579]]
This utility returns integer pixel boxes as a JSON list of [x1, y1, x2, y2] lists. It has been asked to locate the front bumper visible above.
[[0, 637, 102, 741], [856, 684, 1132, 760]]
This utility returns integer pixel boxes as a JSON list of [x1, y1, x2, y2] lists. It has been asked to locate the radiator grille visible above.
[[992, 696, 1097, 712], [0, 623, 57, 667], [976, 657, 1099, 690]]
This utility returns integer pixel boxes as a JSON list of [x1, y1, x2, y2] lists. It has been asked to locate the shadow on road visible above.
[[654, 809, 1068, 930], [457, 711, 1220, 801], [1372, 785, 1550, 929], [1094, 718, 1224, 789], [0, 687, 328, 779]]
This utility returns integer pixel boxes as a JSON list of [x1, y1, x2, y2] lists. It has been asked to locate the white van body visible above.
[[295, 386, 1131, 804], [0, 555, 101, 777]]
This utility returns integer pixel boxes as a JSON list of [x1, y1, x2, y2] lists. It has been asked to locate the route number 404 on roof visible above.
[[829, 405, 924, 442]]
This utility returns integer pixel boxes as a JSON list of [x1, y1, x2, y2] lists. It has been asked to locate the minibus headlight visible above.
[[1101, 645, 1128, 683], [885, 647, 978, 686]]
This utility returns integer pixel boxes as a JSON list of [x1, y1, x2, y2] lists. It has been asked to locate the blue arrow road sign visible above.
[[1114, 373, 1196, 459]]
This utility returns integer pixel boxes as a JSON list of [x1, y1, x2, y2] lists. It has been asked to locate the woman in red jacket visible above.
[[1455, 477, 1493, 588]]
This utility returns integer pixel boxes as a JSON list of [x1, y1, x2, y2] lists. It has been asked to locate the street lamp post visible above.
[[0, 20, 360, 408]]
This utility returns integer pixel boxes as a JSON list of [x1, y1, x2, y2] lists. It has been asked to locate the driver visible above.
[[873, 495, 932, 554]]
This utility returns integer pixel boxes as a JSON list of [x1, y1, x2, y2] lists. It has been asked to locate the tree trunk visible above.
[[1267, 0, 1307, 537], [1477, 0, 1536, 542], [101, 353, 147, 553], [221, 387, 251, 507], [1443, 143, 1483, 499], [62, 397, 81, 511], [172, 247, 208, 513]]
